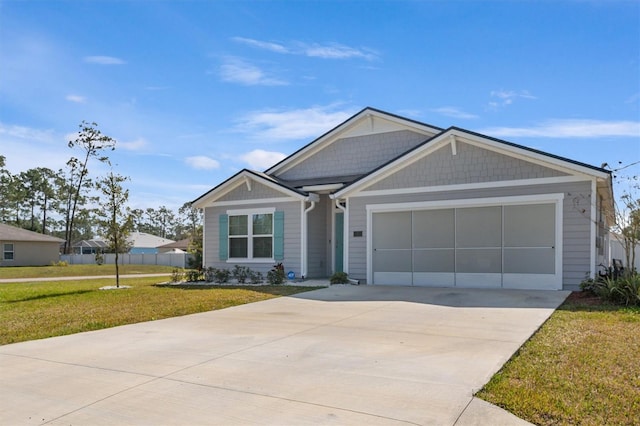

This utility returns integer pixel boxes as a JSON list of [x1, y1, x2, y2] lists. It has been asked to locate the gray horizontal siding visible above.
[[204, 201, 302, 277], [278, 130, 428, 181], [366, 141, 568, 191], [218, 180, 287, 202], [347, 180, 593, 290]]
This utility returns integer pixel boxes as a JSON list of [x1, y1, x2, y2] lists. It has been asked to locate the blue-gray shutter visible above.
[[273, 211, 284, 261], [219, 214, 228, 260]]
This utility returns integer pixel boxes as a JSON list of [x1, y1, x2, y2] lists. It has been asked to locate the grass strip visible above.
[[0, 264, 176, 279], [476, 293, 640, 425], [0, 277, 319, 345]]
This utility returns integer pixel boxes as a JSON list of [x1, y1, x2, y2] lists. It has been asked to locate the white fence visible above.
[[609, 239, 640, 272], [60, 253, 193, 268]]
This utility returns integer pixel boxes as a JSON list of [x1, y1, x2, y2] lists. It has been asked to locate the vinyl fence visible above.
[[609, 238, 640, 272], [60, 253, 193, 268]]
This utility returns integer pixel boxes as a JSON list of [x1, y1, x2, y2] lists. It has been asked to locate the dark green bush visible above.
[[232, 265, 250, 283], [330, 272, 349, 284], [580, 274, 640, 306]]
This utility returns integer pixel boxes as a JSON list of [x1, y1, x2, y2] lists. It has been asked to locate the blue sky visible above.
[[1, 0, 639, 210]]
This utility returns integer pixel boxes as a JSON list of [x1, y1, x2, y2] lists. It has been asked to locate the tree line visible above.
[[0, 121, 202, 257]]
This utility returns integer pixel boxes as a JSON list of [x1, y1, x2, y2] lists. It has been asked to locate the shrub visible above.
[[171, 268, 185, 283], [94, 251, 104, 265], [232, 265, 250, 284], [267, 263, 285, 285], [249, 270, 264, 284], [185, 269, 202, 282], [580, 274, 640, 306], [330, 272, 349, 284], [204, 267, 216, 282], [213, 268, 231, 284], [51, 260, 69, 267]]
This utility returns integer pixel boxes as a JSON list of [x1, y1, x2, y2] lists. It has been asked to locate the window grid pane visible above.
[[229, 215, 248, 236], [229, 237, 248, 258], [253, 237, 273, 258], [253, 214, 273, 235]]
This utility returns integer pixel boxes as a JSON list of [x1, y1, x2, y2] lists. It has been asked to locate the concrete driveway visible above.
[[0, 285, 568, 425]]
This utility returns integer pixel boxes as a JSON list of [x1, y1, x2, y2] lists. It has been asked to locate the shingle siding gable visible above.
[[217, 180, 289, 202], [365, 141, 568, 191], [277, 130, 428, 181]]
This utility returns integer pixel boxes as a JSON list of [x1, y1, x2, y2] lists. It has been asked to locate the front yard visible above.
[[0, 277, 318, 345], [477, 292, 640, 425]]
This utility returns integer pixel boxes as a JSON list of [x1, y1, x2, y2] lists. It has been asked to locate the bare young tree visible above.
[[63, 121, 116, 254], [95, 171, 133, 288]]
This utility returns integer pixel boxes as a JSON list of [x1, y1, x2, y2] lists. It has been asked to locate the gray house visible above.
[[192, 108, 614, 291], [0, 223, 65, 267]]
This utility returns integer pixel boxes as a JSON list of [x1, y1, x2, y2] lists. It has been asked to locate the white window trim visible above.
[[227, 208, 276, 263], [3, 243, 14, 261]]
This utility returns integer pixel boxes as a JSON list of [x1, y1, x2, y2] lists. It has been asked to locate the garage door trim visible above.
[[366, 193, 564, 289]]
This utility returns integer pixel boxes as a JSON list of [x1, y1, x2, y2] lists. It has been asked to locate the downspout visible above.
[[302, 200, 316, 279], [335, 199, 347, 274]]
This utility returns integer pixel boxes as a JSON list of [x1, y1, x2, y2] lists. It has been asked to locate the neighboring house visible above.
[[157, 238, 190, 254], [71, 239, 108, 255], [0, 223, 65, 266], [128, 232, 175, 254], [192, 107, 614, 291]]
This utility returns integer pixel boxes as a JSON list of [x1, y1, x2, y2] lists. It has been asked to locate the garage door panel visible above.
[[413, 209, 454, 248], [373, 212, 411, 250], [456, 273, 502, 288], [504, 248, 555, 274], [456, 206, 502, 248], [374, 272, 412, 286], [503, 274, 558, 290], [412, 249, 454, 272], [373, 249, 412, 272], [413, 272, 455, 287], [456, 249, 502, 273], [371, 201, 560, 289], [504, 204, 555, 247]]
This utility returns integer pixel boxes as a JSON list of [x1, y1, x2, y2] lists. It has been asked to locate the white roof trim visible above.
[[332, 128, 610, 199], [192, 170, 307, 208], [265, 108, 441, 177]]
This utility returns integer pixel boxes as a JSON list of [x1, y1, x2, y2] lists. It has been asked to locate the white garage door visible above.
[[372, 202, 560, 290]]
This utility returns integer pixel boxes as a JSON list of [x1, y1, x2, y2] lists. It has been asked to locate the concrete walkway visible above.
[[0, 285, 568, 425]]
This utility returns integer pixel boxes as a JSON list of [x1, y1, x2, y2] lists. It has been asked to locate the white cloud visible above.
[[302, 43, 377, 60], [232, 37, 378, 60], [0, 123, 56, 143], [240, 149, 287, 170], [431, 106, 478, 120], [235, 105, 357, 141], [185, 156, 220, 170], [479, 119, 640, 138], [232, 37, 289, 54], [65, 94, 86, 103], [118, 137, 148, 151], [83, 55, 126, 65], [488, 89, 537, 109], [219, 57, 288, 86]]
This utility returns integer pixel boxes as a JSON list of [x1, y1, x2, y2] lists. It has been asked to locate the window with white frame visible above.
[[228, 209, 274, 260], [3, 243, 14, 261]]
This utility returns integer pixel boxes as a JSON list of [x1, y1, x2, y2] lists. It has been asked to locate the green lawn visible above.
[[477, 292, 640, 426], [0, 277, 319, 345], [0, 264, 175, 279]]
